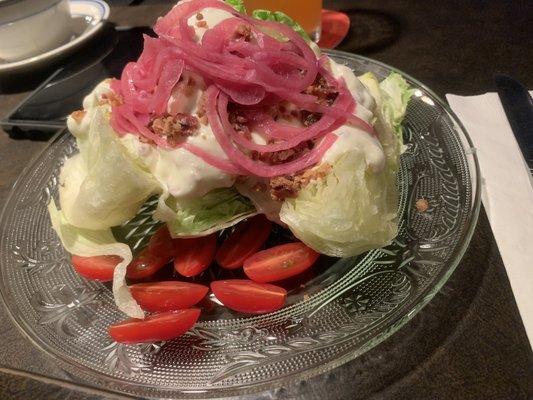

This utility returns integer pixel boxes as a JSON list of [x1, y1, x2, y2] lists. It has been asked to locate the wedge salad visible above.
[[48, 0, 413, 343]]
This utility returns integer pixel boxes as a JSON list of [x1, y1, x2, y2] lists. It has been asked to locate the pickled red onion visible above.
[[108, 0, 374, 178]]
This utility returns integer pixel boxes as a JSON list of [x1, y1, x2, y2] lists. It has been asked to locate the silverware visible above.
[[495, 75, 533, 174]]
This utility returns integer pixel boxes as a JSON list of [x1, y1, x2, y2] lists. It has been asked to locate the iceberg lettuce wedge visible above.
[[59, 108, 158, 230], [280, 72, 413, 257]]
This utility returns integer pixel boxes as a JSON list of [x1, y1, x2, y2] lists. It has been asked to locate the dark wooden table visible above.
[[0, 1, 532, 399]]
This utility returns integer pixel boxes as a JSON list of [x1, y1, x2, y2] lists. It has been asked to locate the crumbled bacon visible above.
[[150, 113, 199, 145], [415, 198, 429, 213], [198, 115, 208, 125], [71, 110, 86, 123], [300, 110, 321, 127], [228, 103, 250, 135], [235, 24, 252, 41], [305, 74, 338, 105], [254, 140, 314, 165], [196, 20, 208, 28], [196, 92, 207, 124], [195, 12, 204, 20], [98, 91, 123, 107], [269, 163, 332, 201]]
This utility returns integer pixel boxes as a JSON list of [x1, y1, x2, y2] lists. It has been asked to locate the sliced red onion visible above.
[[107, 0, 374, 178], [206, 86, 337, 177]]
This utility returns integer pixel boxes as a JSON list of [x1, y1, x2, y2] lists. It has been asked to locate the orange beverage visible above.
[[243, 0, 322, 40]]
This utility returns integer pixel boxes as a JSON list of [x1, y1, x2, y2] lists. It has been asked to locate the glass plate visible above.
[[0, 51, 481, 398]]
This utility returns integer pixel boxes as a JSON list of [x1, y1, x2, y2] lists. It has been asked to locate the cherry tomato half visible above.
[[210, 279, 286, 314], [130, 281, 208, 312], [216, 215, 272, 269], [126, 248, 171, 280], [243, 242, 319, 283], [71, 255, 122, 281], [108, 309, 200, 344], [147, 226, 176, 259], [174, 234, 217, 277]]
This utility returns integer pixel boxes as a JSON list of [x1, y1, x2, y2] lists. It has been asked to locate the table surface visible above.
[[1, 1, 532, 399]]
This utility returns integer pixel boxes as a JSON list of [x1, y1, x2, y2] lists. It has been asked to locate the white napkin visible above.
[[447, 92, 533, 346]]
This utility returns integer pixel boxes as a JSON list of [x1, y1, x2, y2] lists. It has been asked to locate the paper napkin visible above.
[[447, 92, 533, 346]]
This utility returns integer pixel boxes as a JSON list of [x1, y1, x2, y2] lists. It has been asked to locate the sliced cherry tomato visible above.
[[210, 279, 286, 314], [108, 309, 200, 344], [71, 255, 122, 281], [243, 242, 319, 283], [126, 249, 171, 280], [147, 226, 176, 259], [130, 281, 208, 312], [174, 234, 217, 277], [216, 215, 272, 269]]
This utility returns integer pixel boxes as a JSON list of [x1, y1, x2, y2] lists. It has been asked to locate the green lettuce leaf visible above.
[[360, 72, 414, 141], [252, 9, 311, 41], [161, 187, 256, 237], [359, 72, 413, 170], [48, 200, 143, 319], [58, 108, 158, 230], [225, 0, 246, 13]]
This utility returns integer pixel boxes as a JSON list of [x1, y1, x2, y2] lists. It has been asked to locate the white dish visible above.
[[0, 0, 110, 75], [0, 0, 73, 62]]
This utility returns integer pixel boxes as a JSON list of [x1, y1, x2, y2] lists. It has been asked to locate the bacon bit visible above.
[[235, 24, 252, 41], [301, 111, 321, 127], [196, 92, 207, 122], [415, 198, 429, 213], [228, 104, 249, 134], [195, 12, 204, 20], [150, 113, 199, 145], [98, 91, 123, 107], [71, 110, 86, 123], [196, 20, 208, 28], [139, 136, 155, 145], [305, 74, 338, 105], [254, 140, 314, 165], [269, 163, 332, 201]]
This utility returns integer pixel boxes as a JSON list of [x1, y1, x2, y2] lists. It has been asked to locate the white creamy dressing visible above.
[[186, 7, 235, 41], [67, 6, 386, 203], [321, 60, 386, 173], [67, 79, 112, 139]]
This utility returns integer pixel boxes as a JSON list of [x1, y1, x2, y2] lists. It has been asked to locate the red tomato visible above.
[[216, 215, 272, 269], [71, 255, 122, 281], [147, 226, 175, 259], [210, 279, 286, 314], [108, 309, 200, 344], [243, 242, 319, 283], [130, 281, 208, 312], [126, 249, 171, 280], [174, 234, 217, 277]]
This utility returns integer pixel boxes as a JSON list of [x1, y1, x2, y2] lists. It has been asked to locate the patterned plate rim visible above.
[[0, 50, 482, 398]]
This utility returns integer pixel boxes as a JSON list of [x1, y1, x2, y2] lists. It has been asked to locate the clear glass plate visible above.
[[0, 51, 481, 398]]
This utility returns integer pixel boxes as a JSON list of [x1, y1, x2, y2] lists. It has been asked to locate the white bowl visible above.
[[0, 0, 73, 62]]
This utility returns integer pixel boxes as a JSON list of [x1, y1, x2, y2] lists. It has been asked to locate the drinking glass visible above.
[[243, 0, 323, 42]]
